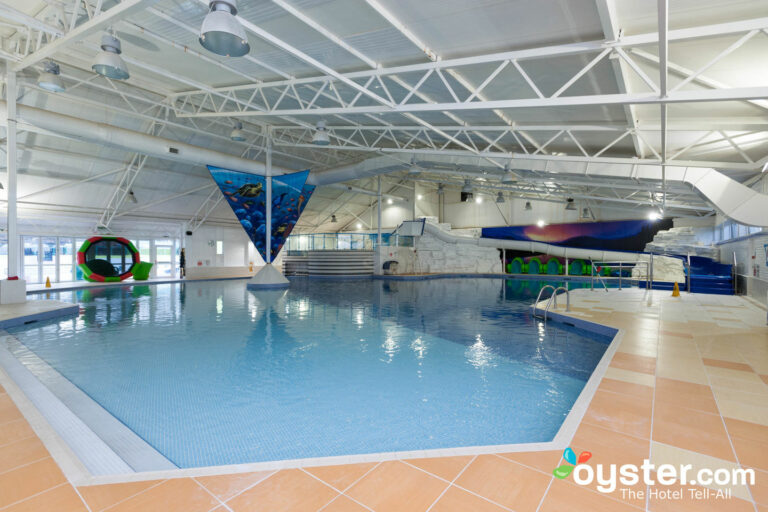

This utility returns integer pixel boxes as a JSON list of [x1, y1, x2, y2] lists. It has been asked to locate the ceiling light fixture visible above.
[[38, 61, 65, 92], [92, 32, 130, 80], [461, 179, 474, 202], [312, 120, 330, 146], [408, 156, 422, 176], [230, 121, 246, 141], [330, 214, 337, 223], [537, 219, 547, 228], [581, 207, 592, 219], [356, 222, 362, 230], [524, 201, 532, 211], [416, 194, 423, 200], [648, 210, 663, 221], [565, 198, 577, 210], [501, 163, 517, 184], [199, 0, 250, 57], [128, 190, 138, 204], [496, 191, 505, 203]]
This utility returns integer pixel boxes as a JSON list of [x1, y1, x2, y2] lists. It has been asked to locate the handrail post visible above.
[[619, 262, 622, 290]]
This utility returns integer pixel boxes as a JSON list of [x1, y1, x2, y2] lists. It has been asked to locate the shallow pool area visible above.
[[8, 279, 612, 469]]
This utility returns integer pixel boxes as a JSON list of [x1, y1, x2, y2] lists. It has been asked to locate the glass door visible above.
[[23, 237, 41, 283], [41, 237, 57, 283]]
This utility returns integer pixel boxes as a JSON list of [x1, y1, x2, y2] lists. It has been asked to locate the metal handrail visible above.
[[533, 285, 571, 324], [533, 285, 556, 319], [591, 262, 609, 292], [543, 286, 570, 324]]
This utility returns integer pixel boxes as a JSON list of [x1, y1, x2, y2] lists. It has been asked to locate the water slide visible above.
[[418, 221, 684, 282]]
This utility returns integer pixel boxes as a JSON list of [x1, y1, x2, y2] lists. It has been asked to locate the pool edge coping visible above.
[[1, 286, 623, 487]]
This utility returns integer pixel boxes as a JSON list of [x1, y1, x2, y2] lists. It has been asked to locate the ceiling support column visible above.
[[265, 126, 273, 264], [5, 70, 18, 278]]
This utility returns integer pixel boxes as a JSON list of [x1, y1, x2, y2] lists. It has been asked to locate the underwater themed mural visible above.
[[208, 166, 315, 262]]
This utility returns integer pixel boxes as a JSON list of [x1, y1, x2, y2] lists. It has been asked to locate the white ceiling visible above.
[[0, 0, 766, 232]]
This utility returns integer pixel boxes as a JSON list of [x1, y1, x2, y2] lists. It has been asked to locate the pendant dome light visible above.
[[524, 201, 532, 211], [501, 163, 517, 184], [408, 156, 422, 176], [330, 214, 338, 223], [496, 191, 505, 203], [230, 121, 246, 141], [312, 120, 330, 145], [92, 32, 129, 80], [565, 198, 577, 210], [38, 61, 65, 92], [199, 0, 250, 57], [460, 179, 474, 202]]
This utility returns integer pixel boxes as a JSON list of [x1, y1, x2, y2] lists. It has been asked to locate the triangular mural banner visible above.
[[208, 166, 315, 262]]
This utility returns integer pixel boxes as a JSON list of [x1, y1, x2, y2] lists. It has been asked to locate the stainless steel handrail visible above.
[[543, 286, 570, 324], [533, 285, 556, 319]]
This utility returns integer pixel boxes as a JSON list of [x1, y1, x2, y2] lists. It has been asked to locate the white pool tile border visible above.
[[0, 302, 622, 487]]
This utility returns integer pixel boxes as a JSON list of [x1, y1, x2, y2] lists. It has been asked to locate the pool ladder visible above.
[[533, 285, 570, 324]]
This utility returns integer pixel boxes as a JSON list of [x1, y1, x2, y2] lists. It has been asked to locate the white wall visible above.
[[184, 225, 262, 269]]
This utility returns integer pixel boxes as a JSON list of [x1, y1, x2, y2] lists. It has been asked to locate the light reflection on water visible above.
[[12, 278, 611, 468]]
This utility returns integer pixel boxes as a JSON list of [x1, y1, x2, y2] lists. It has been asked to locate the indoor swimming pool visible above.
[[8, 279, 612, 469]]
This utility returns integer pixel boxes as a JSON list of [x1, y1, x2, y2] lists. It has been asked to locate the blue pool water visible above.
[[11, 278, 611, 468]]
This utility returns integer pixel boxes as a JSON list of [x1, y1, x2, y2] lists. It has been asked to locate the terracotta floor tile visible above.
[[749, 467, 768, 506], [706, 366, 768, 392], [730, 434, 768, 472], [0, 435, 51, 474], [429, 485, 507, 512], [0, 458, 66, 508], [598, 378, 654, 401], [703, 358, 754, 372], [0, 419, 35, 448], [403, 456, 472, 482], [194, 471, 273, 501], [454, 455, 550, 512], [320, 495, 368, 512], [655, 377, 719, 414], [609, 352, 656, 375], [228, 469, 337, 512], [107, 478, 219, 512], [538, 479, 642, 512], [0, 394, 23, 424], [304, 463, 377, 491], [78, 480, 165, 512], [724, 417, 768, 443], [3, 484, 87, 512], [582, 389, 652, 439], [761, 374, 768, 386], [345, 461, 446, 512], [652, 401, 735, 461], [570, 424, 648, 507], [496, 450, 562, 474]]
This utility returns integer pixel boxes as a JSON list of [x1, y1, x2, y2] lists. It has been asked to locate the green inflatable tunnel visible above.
[[568, 259, 588, 276], [507, 257, 526, 274], [526, 257, 544, 274], [545, 259, 563, 275]]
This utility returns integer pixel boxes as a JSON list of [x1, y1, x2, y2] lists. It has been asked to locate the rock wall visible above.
[[413, 230, 503, 274]]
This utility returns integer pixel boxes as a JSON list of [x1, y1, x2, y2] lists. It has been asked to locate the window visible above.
[[155, 239, 174, 278], [41, 237, 57, 283], [216, 240, 223, 255], [23, 237, 40, 283], [59, 238, 74, 282]]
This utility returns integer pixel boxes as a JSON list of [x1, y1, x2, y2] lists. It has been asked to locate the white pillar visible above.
[[265, 127, 272, 264], [377, 176, 382, 245], [6, 70, 18, 277]]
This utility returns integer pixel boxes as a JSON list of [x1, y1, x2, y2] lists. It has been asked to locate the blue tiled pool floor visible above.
[[9, 279, 611, 468]]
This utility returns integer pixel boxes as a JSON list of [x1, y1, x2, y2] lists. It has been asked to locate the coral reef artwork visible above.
[[208, 166, 315, 261]]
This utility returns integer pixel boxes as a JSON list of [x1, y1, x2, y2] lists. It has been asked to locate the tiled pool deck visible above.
[[0, 288, 767, 511]]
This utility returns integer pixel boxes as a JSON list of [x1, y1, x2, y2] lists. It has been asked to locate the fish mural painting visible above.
[[208, 166, 315, 262]]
